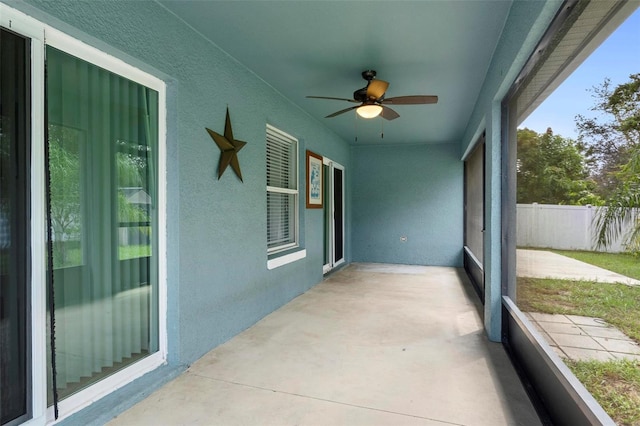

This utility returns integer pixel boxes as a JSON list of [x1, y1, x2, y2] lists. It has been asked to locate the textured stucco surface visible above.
[[12, 0, 351, 367], [351, 143, 463, 267]]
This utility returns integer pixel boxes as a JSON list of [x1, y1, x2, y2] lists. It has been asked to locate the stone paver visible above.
[[580, 325, 629, 340], [561, 347, 617, 362], [525, 313, 640, 362], [548, 332, 605, 351], [593, 336, 640, 354], [565, 315, 609, 327], [613, 353, 640, 361], [528, 312, 573, 324], [539, 322, 581, 335]]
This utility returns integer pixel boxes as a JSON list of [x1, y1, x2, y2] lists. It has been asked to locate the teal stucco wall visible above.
[[10, 0, 351, 368], [351, 143, 463, 267]]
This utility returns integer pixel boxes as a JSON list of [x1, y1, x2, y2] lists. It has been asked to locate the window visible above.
[[266, 125, 298, 254]]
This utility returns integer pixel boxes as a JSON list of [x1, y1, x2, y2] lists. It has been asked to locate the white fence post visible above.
[[585, 205, 593, 250]]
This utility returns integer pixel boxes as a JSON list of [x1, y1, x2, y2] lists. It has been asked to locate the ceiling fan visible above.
[[306, 70, 438, 120]]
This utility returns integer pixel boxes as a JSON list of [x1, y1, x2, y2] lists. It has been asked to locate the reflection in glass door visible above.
[[45, 46, 160, 405], [0, 27, 30, 425], [323, 160, 345, 274]]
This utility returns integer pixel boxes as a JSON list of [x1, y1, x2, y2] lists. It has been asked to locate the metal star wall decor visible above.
[[206, 107, 247, 181]]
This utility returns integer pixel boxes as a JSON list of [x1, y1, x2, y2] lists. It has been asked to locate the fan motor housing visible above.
[[353, 87, 369, 102], [354, 70, 382, 101]]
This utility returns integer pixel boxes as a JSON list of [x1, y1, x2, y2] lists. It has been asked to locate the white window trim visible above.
[[1, 4, 168, 424], [267, 249, 307, 270], [266, 124, 301, 257]]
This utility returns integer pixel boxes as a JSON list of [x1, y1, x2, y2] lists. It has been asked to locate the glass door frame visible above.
[[1, 25, 31, 426], [0, 5, 168, 424], [323, 158, 345, 274], [0, 9, 47, 425]]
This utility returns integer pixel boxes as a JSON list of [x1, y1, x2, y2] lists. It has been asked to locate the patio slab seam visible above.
[[188, 372, 465, 426]]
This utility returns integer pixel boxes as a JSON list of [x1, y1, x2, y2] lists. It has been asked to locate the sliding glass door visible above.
[[45, 46, 159, 403], [1, 5, 166, 422], [0, 27, 30, 426], [323, 160, 345, 273]]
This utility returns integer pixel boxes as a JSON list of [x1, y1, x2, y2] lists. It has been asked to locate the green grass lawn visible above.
[[119, 244, 151, 260], [566, 359, 640, 426], [53, 244, 151, 268], [550, 250, 640, 281], [518, 250, 640, 425]]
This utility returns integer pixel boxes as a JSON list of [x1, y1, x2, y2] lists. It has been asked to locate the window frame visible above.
[[266, 124, 300, 255], [0, 4, 168, 424]]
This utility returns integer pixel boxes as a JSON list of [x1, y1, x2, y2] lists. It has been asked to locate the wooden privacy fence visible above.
[[517, 203, 635, 253]]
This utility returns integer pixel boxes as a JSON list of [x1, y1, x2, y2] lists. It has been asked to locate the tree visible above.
[[593, 137, 640, 253], [116, 151, 151, 246], [48, 126, 82, 267], [576, 73, 640, 198], [48, 126, 150, 267], [581, 74, 640, 253], [517, 127, 601, 205], [594, 169, 639, 253]]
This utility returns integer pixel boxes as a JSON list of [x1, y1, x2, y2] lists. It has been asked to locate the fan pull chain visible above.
[[381, 118, 384, 139], [354, 113, 358, 142]]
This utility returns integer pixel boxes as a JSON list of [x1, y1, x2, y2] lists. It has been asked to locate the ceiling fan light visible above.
[[356, 104, 383, 119]]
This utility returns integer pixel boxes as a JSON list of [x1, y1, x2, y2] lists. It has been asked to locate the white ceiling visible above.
[[160, 1, 513, 145]]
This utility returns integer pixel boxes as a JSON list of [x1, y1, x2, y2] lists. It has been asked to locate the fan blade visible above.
[[307, 96, 358, 103], [383, 95, 438, 105], [326, 105, 359, 118], [380, 106, 399, 120], [367, 80, 389, 100]]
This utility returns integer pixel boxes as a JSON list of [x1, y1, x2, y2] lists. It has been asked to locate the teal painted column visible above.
[[484, 102, 502, 342]]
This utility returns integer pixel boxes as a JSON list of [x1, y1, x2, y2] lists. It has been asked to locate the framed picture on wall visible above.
[[306, 150, 323, 208]]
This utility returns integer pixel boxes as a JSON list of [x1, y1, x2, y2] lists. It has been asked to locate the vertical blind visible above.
[[266, 126, 297, 251], [46, 46, 159, 402]]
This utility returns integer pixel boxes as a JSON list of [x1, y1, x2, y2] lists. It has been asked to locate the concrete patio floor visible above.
[[109, 263, 541, 425]]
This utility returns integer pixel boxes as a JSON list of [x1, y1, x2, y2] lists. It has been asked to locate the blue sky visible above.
[[520, 9, 640, 140]]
